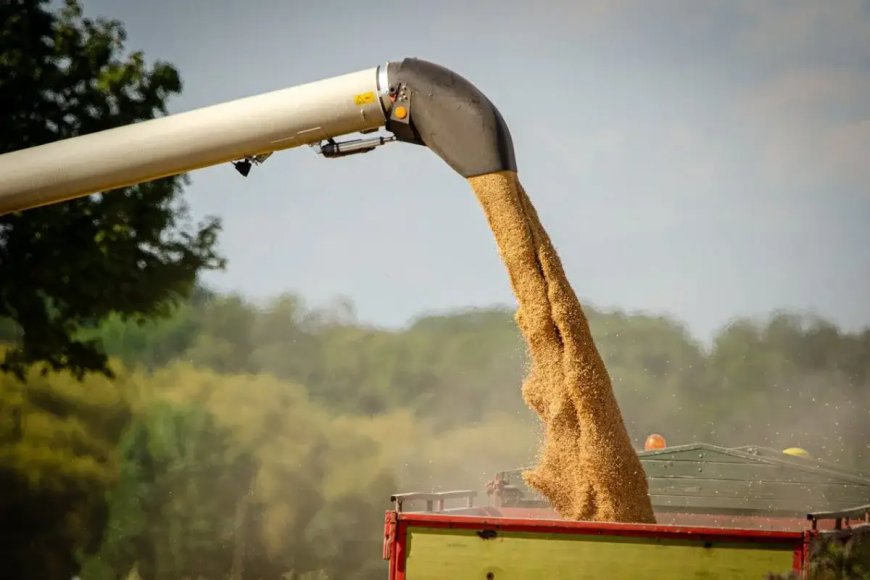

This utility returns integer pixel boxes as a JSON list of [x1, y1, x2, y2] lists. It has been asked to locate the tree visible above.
[[0, 352, 133, 579], [80, 401, 257, 580], [83, 365, 402, 580], [0, 0, 224, 379], [187, 293, 257, 373]]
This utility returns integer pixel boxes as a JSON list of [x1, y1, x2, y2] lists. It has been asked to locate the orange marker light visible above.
[[644, 433, 667, 451], [394, 105, 408, 119]]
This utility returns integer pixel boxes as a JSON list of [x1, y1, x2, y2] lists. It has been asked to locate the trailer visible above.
[[385, 442, 870, 579]]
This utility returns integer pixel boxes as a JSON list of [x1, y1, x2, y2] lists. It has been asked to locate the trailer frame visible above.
[[383, 511, 809, 579]]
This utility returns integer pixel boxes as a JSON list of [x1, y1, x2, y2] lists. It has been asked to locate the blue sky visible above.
[[80, 0, 870, 342]]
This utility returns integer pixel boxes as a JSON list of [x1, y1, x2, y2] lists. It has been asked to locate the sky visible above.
[[79, 0, 870, 343]]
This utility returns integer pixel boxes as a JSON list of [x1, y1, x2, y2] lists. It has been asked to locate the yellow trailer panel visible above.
[[384, 513, 804, 580]]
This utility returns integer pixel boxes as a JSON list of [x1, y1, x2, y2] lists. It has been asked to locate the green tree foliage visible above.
[[81, 401, 257, 579], [805, 533, 870, 580], [2, 293, 869, 579], [88, 291, 870, 467], [0, 348, 132, 579], [80, 366, 404, 579], [0, 0, 223, 379], [584, 309, 708, 444], [703, 313, 870, 467]]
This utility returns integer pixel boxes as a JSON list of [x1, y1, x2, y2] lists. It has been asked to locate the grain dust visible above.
[[467, 170, 655, 523]]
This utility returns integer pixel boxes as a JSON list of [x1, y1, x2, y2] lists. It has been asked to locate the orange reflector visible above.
[[644, 433, 667, 451]]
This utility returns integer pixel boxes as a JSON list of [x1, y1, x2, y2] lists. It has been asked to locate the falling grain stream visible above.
[[468, 170, 656, 523]]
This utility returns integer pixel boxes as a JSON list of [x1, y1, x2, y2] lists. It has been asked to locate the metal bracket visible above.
[[232, 152, 273, 177], [389, 490, 477, 513], [386, 82, 420, 144], [807, 504, 870, 531], [310, 134, 396, 159], [383, 512, 398, 561]]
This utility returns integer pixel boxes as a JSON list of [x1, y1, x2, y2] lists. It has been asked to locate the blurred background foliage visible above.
[[2, 290, 868, 579]]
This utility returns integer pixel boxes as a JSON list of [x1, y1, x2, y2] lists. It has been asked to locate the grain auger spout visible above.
[[378, 59, 517, 178], [0, 57, 516, 215]]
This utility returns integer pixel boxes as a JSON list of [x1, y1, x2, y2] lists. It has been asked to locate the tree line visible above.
[[2, 288, 868, 578]]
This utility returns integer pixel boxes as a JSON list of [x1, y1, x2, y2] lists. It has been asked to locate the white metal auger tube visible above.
[[0, 67, 389, 214], [0, 58, 516, 216]]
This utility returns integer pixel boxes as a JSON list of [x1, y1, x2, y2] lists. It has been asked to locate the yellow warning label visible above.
[[354, 91, 376, 106]]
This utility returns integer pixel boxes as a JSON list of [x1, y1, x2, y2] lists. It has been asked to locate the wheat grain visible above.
[[467, 170, 655, 523]]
